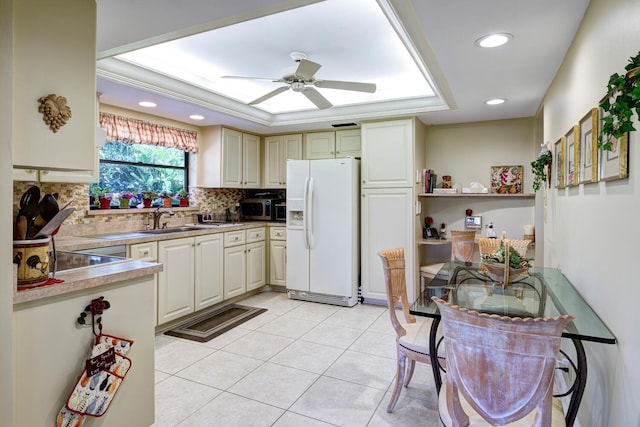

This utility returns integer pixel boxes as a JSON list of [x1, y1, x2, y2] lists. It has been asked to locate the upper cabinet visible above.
[[361, 120, 414, 188], [196, 126, 261, 188], [304, 129, 361, 159], [12, 0, 97, 172], [264, 134, 303, 188]]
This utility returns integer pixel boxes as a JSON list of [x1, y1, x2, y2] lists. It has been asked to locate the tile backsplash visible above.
[[13, 182, 249, 237]]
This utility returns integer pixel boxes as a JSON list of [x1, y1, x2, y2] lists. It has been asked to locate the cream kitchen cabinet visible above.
[[264, 133, 303, 188], [194, 233, 225, 310], [157, 237, 195, 324], [13, 0, 97, 172], [304, 129, 361, 159], [156, 234, 225, 325], [128, 241, 159, 325], [361, 120, 414, 188], [197, 126, 261, 188], [224, 228, 266, 299], [269, 227, 286, 286]]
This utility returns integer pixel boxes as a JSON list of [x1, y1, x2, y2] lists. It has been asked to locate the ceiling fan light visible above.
[[475, 33, 512, 48], [485, 98, 506, 105]]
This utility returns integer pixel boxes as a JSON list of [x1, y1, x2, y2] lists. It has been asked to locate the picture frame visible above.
[[579, 108, 599, 184], [465, 215, 482, 229], [564, 125, 579, 187], [490, 165, 523, 194], [554, 137, 565, 189], [599, 96, 629, 181]]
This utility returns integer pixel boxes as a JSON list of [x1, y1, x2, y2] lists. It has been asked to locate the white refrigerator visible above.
[[286, 158, 360, 307]]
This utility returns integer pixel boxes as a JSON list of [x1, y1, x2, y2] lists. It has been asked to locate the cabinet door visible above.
[[158, 238, 195, 324], [264, 136, 283, 188], [224, 245, 246, 299], [269, 240, 286, 286], [361, 119, 413, 188], [335, 129, 361, 158], [128, 241, 158, 325], [246, 241, 266, 291], [222, 128, 243, 188], [361, 188, 415, 302], [305, 131, 336, 159], [243, 132, 261, 188], [282, 134, 303, 184], [195, 234, 224, 310]]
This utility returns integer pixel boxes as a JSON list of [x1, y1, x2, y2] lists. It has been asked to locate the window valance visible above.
[[99, 112, 199, 153]]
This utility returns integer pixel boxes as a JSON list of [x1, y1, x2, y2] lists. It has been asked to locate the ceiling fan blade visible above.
[[221, 75, 280, 81], [314, 80, 377, 93], [302, 87, 332, 109], [295, 59, 322, 80], [248, 86, 290, 105]]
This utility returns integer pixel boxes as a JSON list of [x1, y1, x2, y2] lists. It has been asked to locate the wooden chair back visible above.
[[503, 238, 531, 257], [378, 248, 415, 336], [477, 237, 501, 257], [432, 296, 573, 426], [450, 230, 476, 263]]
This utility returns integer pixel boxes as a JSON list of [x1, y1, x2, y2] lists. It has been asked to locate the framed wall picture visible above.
[[599, 97, 629, 181], [554, 137, 565, 189], [579, 108, 599, 184], [564, 125, 579, 187], [490, 165, 523, 194]]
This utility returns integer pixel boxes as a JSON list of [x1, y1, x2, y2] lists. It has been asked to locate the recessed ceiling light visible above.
[[189, 114, 205, 120], [485, 98, 506, 105], [138, 101, 157, 108], [475, 33, 512, 48]]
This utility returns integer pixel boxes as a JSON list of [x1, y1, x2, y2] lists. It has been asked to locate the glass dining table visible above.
[[410, 261, 616, 427]]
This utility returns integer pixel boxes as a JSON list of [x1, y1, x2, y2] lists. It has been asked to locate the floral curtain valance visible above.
[[99, 112, 198, 153]]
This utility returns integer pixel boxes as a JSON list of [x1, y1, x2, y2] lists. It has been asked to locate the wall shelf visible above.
[[418, 193, 535, 199], [418, 239, 452, 246]]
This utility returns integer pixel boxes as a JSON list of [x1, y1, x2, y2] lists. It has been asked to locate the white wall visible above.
[[0, 0, 13, 420], [542, 0, 640, 425], [424, 118, 536, 239]]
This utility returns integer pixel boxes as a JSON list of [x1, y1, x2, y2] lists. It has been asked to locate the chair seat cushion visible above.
[[399, 319, 446, 362], [438, 382, 566, 427]]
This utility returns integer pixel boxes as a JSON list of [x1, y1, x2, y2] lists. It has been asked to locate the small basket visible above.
[[480, 261, 529, 283]]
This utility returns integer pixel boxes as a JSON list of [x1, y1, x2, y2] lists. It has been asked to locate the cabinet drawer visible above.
[[128, 242, 158, 262], [224, 230, 246, 247], [269, 227, 286, 240], [246, 227, 265, 243]]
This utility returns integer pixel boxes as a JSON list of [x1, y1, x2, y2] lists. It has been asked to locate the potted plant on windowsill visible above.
[[159, 190, 173, 208], [140, 190, 158, 208], [91, 186, 113, 209], [531, 145, 552, 191], [599, 50, 640, 150], [177, 189, 190, 207], [118, 191, 134, 209]]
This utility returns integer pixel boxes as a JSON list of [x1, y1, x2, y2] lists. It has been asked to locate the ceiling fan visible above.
[[222, 52, 376, 110]]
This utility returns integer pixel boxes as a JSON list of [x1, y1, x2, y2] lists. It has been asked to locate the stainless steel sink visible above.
[[140, 226, 203, 234], [190, 223, 243, 229]]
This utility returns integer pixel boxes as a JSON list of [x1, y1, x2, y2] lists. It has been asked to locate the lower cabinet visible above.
[[269, 227, 286, 286], [195, 234, 224, 311], [128, 241, 159, 325], [157, 237, 195, 324], [224, 228, 266, 299]]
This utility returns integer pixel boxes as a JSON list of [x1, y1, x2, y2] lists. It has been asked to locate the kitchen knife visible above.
[[33, 207, 75, 239]]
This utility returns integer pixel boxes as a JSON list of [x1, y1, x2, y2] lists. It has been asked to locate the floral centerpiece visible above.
[[118, 191, 134, 209], [177, 189, 189, 207]]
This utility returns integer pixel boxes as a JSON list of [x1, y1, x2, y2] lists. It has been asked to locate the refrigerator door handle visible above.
[[307, 177, 315, 249], [303, 177, 310, 249]]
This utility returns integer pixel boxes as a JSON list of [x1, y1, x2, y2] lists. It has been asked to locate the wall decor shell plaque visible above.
[[38, 93, 72, 133]]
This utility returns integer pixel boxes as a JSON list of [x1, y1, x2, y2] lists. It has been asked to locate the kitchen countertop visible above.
[[15, 222, 283, 305]]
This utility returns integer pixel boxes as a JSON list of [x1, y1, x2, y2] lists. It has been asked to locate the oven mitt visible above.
[[56, 334, 133, 426]]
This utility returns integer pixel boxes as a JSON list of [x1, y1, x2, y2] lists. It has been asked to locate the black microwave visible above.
[[239, 198, 283, 221]]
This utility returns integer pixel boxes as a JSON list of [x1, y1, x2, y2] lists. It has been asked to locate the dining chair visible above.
[[378, 248, 444, 413], [432, 296, 573, 426], [420, 230, 476, 289], [503, 238, 532, 257]]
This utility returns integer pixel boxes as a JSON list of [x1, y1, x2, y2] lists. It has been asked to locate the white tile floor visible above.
[[153, 291, 441, 426]]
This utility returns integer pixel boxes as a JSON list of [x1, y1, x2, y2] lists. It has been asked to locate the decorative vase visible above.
[[162, 197, 172, 208], [143, 198, 152, 208], [99, 198, 111, 209], [179, 198, 188, 207], [119, 199, 130, 209]]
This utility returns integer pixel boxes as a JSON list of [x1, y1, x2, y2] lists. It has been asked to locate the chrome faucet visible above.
[[152, 207, 174, 229]]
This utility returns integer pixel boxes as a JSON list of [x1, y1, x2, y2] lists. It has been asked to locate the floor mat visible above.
[[164, 304, 267, 342]]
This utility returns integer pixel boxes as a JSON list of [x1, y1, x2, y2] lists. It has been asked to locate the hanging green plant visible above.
[[599, 50, 640, 150], [531, 146, 552, 192]]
